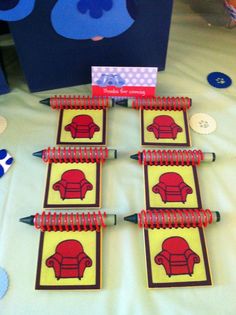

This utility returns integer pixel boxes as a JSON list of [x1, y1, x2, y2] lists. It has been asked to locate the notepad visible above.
[[144, 164, 201, 209], [44, 161, 101, 209], [124, 209, 217, 288], [131, 149, 216, 288], [139, 150, 207, 209], [41, 147, 113, 209], [56, 109, 107, 146], [139, 98, 191, 146], [141, 110, 191, 146], [144, 226, 211, 288], [36, 230, 101, 290]]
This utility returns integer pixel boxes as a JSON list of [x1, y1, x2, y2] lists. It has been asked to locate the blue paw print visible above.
[[216, 78, 225, 85], [77, 0, 113, 19], [199, 120, 209, 129], [0, 149, 7, 160], [96, 73, 126, 87]]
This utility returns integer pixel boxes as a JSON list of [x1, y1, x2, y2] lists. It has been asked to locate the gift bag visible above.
[[0, 51, 9, 95], [0, 0, 173, 92]]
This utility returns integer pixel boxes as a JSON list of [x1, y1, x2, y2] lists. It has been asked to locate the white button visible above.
[[0, 116, 7, 135], [190, 113, 216, 135]]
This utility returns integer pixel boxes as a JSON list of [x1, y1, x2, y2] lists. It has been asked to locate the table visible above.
[[0, 1, 236, 314]]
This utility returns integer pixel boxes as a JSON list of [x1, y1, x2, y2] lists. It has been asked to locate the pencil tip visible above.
[[124, 214, 137, 224], [32, 150, 43, 158], [19, 215, 34, 225], [40, 98, 50, 106], [115, 99, 128, 107], [216, 211, 221, 222], [130, 154, 138, 160]]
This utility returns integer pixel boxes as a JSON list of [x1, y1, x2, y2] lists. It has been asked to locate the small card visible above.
[[144, 165, 201, 209], [36, 230, 101, 290], [56, 109, 107, 146], [144, 227, 211, 288], [141, 110, 191, 146], [43, 162, 101, 209], [92, 66, 157, 98]]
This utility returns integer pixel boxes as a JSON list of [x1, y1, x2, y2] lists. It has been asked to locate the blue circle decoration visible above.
[[0, 149, 7, 160], [207, 72, 232, 89], [6, 157, 13, 165], [0, 165, 4, 177], [0, 267, 9, 299], [0, 0, 20, 11], [0, 0, 35, 21]]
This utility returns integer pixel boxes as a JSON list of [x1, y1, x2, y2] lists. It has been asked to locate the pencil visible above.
[[33, 147, 117, 162], [130, 150, 216, 164], [40, 96, 115, 108], [116, 96, 192, 110], [20, 211, 116, 232], [124, 209, 220, 229]]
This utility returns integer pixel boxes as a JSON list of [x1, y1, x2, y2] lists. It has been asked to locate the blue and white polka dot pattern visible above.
[[0, 267, 9, 299], [92, 66, 157, 87], [0, 149, 14, 178]]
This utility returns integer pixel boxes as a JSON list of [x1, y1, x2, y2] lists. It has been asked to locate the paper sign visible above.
[[92, 66, 157, 98]]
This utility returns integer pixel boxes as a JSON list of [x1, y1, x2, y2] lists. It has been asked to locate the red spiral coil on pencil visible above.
[[34, 211, 107, 232], [138, 149, 203, 166], [42, 146, 108, 163], [138, 209, 213, 229], [132, 97, 191, 111], [50, 95, 109, 110]]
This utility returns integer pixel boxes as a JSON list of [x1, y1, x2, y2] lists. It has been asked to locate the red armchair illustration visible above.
[[154, 236, 200, 277], [46, 240, 92, 280], [65, 114, 100, 139], [53, 169, 93, 200], [147, 115, 182, 140], [152, 172, 193, 203]]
